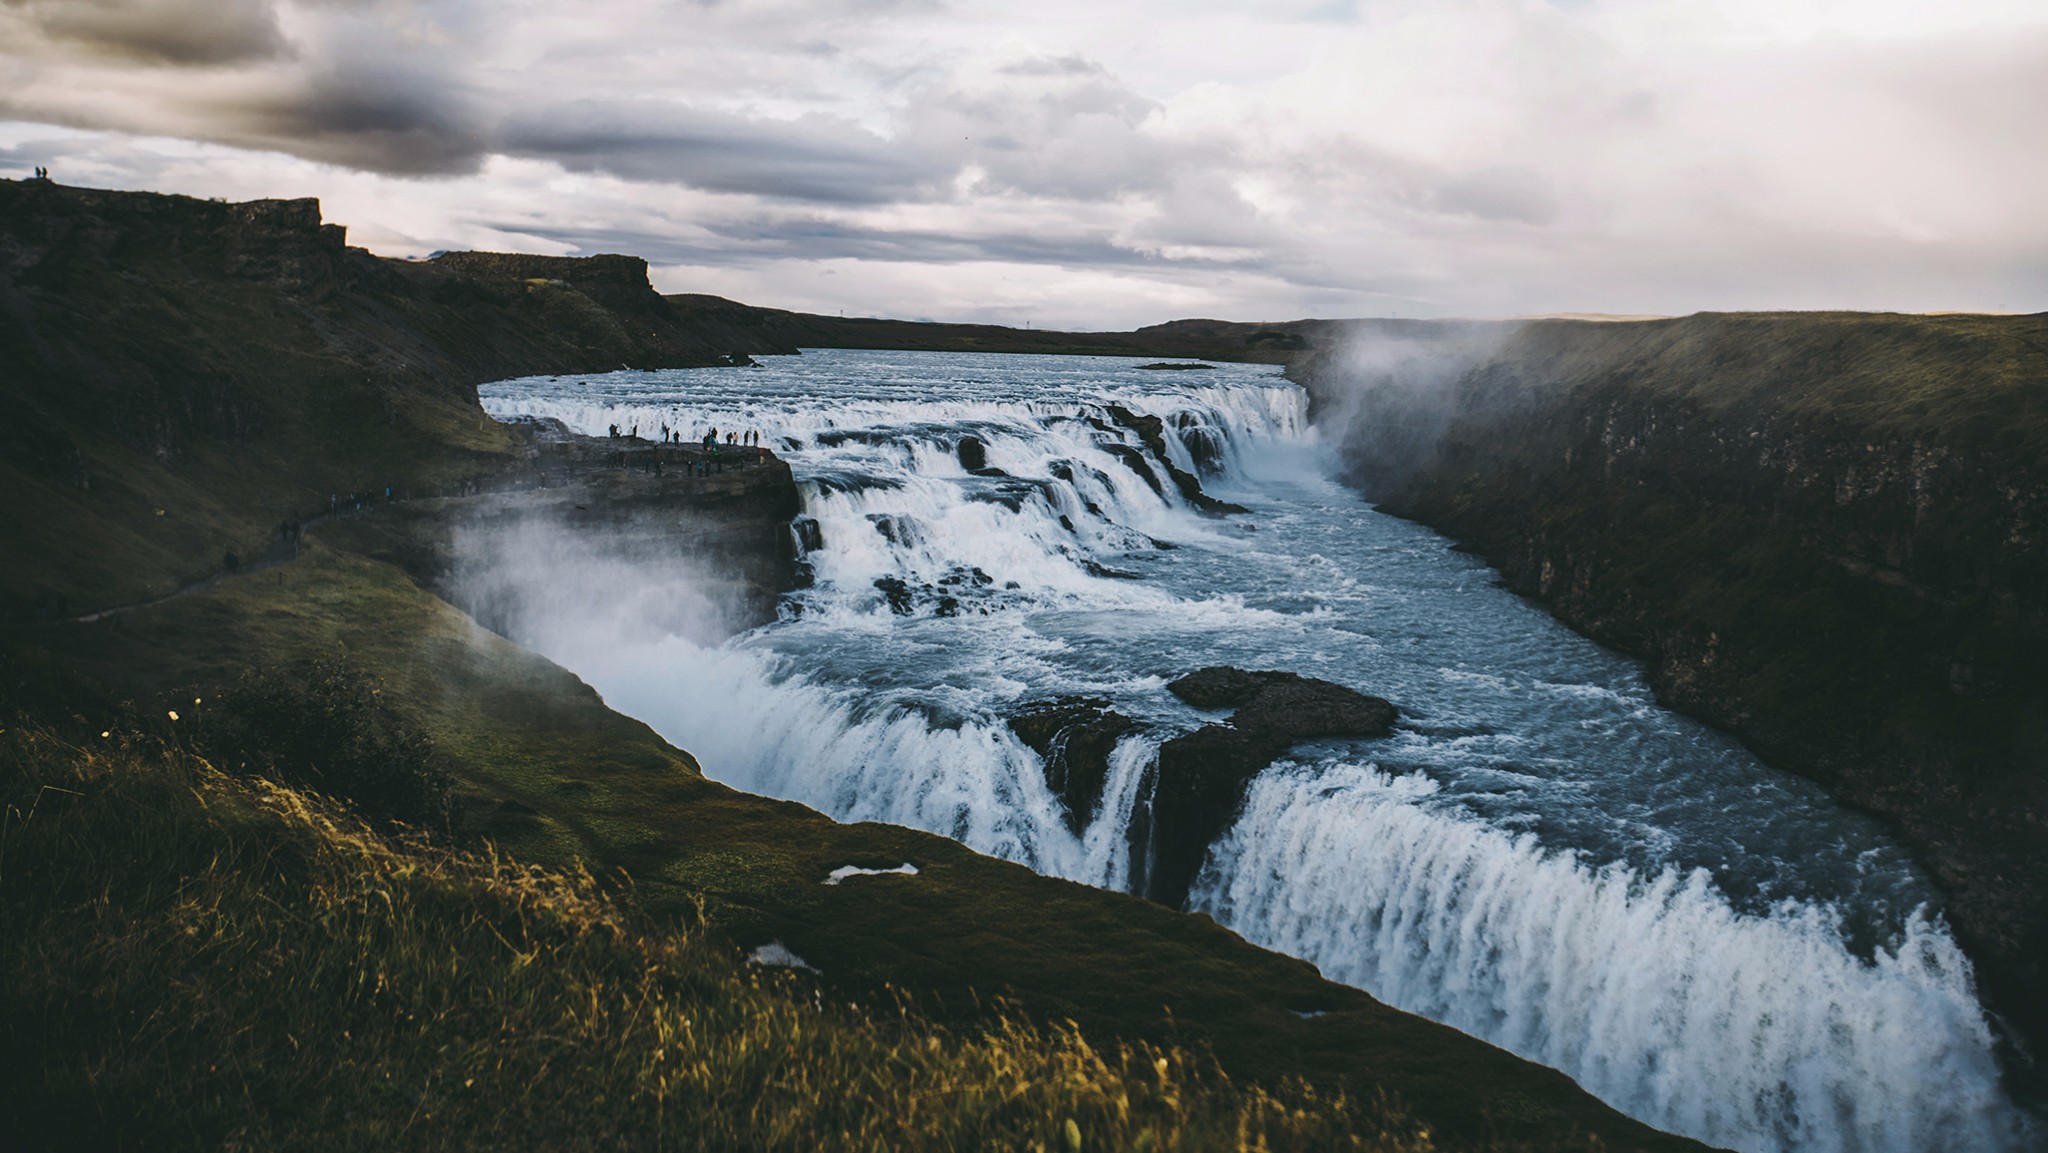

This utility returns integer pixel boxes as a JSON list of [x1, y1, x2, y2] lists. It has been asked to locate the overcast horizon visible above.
[[3, 0, 2044, 330]]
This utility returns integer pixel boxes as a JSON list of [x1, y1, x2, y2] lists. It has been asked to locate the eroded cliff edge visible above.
[[1292, 312, 2048, 1075], [0, 179, 774, 618]]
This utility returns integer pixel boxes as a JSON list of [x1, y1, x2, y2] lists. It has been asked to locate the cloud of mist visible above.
[[1303, 320, 1520, 496], [450, 514, 755, 660]]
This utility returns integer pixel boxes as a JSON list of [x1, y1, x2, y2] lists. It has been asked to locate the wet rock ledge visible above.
[[1149, 668, 1397, 906], [1009, 668, 1397, 909]]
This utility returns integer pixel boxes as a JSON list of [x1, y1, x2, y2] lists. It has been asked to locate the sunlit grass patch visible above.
[[0, 727, 1435, 1152]]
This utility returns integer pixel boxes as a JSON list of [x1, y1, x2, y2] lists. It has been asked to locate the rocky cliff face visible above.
[[1296, 312, 2048, 1077], [0, 180, 783, 617], [431, 251, 756, 368], [1149, 668, 1396, 906]]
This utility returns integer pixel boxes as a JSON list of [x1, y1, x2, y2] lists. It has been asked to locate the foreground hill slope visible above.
[[1295, 312, 2048, 1068]]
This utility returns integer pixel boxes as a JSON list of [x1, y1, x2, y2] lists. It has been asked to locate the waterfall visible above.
[[1191, 763, 2026, 1153], [478, 350, 2035, 1153]]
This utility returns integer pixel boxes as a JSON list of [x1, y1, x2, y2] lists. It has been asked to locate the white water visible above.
[[479, 349, 2035, 1152]]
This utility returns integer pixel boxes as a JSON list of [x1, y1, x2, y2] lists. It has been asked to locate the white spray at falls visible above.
[[478, 349, 2037, 1153]]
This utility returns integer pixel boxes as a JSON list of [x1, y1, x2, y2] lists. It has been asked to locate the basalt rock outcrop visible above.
[[1007, 698, 1137, 835], [1103, 405, 1249, 515], [957, 435, 1014, 477], [1148, 667, 1397, 906], [1295, 311, 2048, 1072]]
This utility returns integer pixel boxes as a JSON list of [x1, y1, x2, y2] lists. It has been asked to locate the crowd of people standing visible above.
[[602, 421, 771, 476]]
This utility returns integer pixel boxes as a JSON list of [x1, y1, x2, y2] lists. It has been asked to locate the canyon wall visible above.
[[0, 180, 777, 617], [1295, 312, 2048, 1073]]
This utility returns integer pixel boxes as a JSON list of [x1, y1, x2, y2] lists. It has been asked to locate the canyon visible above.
[[6, 179, 2043, 1149]]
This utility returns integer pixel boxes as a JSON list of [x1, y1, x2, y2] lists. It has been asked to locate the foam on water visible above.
[[1193, 763, 2025, 1152], [479, 350, 2036, 1153]]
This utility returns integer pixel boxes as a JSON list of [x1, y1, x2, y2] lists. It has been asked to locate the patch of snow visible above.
[[747, 941, 817, 971], [823, 863, 920, 885]]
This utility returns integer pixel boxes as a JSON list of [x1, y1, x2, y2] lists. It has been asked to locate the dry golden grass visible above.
[[0, 725, 1436, 1152]]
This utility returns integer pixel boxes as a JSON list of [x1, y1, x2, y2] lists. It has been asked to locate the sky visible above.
[[2, 0, 2045, 329]]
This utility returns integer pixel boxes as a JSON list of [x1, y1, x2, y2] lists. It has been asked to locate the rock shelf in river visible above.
[[1148, 667, 1397, 906]]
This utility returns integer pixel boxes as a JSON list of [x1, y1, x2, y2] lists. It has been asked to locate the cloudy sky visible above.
[[3, 0, 2044, 328]]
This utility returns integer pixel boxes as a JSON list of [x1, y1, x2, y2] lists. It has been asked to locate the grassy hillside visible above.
[[1484, 312, 2048, 456], [1, 726, 1429, 1152]]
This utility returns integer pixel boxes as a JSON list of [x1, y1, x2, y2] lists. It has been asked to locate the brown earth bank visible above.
[[0, 183, 1710, 1150], [1289, 312, 2048, 1091]]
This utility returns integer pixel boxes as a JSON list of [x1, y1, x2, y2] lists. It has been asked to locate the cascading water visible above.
[[479, 349, 2036, 1153]]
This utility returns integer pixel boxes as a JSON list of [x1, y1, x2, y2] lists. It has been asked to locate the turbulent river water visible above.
[[479, 349, 2035, 1153]]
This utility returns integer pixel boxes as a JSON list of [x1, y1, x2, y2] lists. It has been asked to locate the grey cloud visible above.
[[4, 0, 290, 66], [905, 59, 1180, 201], [492, 216, 1225, 274], [0, 1, 490, 175], [999, 54, 1108, 77], [1428, 166, 1560, 226], [500, 101, 943, 204], [1135, 176, 1280, 251], [186, 49, 490, 174]]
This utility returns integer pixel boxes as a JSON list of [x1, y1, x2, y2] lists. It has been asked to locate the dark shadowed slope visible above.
[[0, 180, 760, 617], [1296, 311, 2048, 1082]]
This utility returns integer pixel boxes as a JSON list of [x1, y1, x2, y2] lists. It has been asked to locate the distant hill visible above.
[[664, 292, 1325, 362]]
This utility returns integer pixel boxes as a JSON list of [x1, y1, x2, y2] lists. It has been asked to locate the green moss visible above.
[[1505, 312, 2048, 457]]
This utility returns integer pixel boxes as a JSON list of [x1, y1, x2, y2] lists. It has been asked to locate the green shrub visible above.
[[196, 657, 451, 830]]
